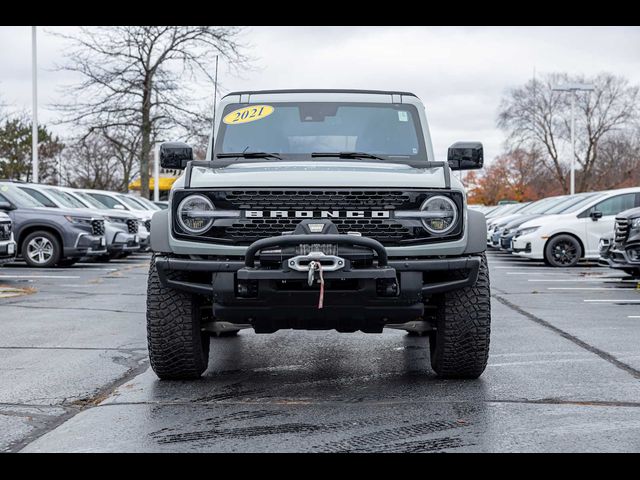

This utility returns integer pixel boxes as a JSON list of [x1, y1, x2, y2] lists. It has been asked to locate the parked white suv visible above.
[[511, 187, 640, 267]]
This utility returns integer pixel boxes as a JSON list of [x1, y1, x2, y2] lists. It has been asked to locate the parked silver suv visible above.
[[0, 182, 106, 267]]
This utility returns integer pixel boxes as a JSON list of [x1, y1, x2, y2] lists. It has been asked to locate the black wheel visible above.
[[94, 254, 111, 263], [21, 231, 62, 268], [57, 258, 79, 267], [429, 253, 491, 379], [147, 255, 210, 380], [544, 235, 582, 267]]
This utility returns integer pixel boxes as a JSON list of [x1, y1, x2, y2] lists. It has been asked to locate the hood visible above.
[[490, 213, 529, 228], [19, 206, 105, 219], [504, 214, 544, 229], [94, 208, 136, 220], [185, 161, 450, 190], [618, 206, 640, 220]]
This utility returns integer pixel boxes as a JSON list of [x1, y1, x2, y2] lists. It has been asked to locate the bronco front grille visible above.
[[0, 222, 11, 241], [172, 189, 464, 246], [615, 218, 629, 244], [223, 190, 411, 210], [127, 219, 139, 234], [91, 219, 105, 236]]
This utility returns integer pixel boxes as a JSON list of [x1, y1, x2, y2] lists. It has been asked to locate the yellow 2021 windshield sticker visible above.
[[223, 105, 274, 125]]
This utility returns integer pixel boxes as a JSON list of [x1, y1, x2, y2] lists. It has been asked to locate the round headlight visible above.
[[420, 195, 458, 234], [177, 195, 214, 235]]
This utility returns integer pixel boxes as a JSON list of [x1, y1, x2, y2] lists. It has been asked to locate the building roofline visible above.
[[222, 89, 418, 99]]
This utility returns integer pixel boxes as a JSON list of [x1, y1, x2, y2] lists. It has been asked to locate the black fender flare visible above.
[[150, 210, 171, 253], [463, 209, 487, 254]]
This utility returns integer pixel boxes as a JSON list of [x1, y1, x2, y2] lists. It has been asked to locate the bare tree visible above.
[[498, 72, 639, 193], [55, 26, 248, 198], [63, 132, 123, 190]]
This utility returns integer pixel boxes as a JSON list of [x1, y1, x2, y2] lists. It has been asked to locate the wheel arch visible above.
[[544, 231, 586, 259], [18, 225, 64, 254]]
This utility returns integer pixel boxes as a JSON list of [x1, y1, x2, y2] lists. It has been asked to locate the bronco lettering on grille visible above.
[[244, 210, 391, 219]]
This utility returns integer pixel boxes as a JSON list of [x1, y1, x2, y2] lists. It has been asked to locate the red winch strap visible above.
[[317, 263, 325, 309]]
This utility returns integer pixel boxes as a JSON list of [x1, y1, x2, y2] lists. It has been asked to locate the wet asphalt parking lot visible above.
[[1, 250, 640, 452]]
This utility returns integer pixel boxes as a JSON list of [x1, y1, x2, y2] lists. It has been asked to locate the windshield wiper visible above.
[[216, 152, 282, 160], [311, 152, 386, 161]]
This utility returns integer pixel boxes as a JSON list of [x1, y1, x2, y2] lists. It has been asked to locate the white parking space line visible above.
[[0, 275, 81, 279], [548, 287, 626, 291], [584, 299, 640, 303], [529, 279, 637, 283]]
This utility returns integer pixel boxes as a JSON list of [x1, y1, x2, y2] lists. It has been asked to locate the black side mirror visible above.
[[447, 142, 484, 171], [160, 142, 193, 170], [0, 201, 15, 211], [590, 210, 603, 221]]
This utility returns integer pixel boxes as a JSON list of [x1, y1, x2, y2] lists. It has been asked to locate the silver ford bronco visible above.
[[147, 89, 490, 380]]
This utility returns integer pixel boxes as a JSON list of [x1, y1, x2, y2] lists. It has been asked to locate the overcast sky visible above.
[[1, 26, 640, 163]]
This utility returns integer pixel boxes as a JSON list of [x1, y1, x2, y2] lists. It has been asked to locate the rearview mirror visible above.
[[0, 201, 15, 211], [113, 204, 126, 211], [160, 142, 193, 170], [447, 142, 484, 171], [590, 210, 603, 221]]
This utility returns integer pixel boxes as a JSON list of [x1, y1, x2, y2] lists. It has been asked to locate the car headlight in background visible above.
[[631, 217, 640, 230], [518, 226, 540, 237], [419, 195, 458, 235], [177, 194, 215, 235], [64, 216, 93, 226], [104, 216, 128, 224]]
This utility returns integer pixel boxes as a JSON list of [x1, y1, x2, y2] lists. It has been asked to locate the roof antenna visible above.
[[210, 55, 219, 161]]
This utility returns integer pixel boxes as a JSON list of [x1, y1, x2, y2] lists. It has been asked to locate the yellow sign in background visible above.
[[223, 105, 274, 125]]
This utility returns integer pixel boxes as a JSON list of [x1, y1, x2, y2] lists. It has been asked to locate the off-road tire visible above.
[[429, 253, 491, 379], [21, 231, 62, 268], [93, 254, 111, 263], [147, 255, 210, 379]]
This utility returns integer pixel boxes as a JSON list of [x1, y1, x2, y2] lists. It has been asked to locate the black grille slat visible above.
[[127, 219, 139, 234], [226, 218, 411, 243], [0, 222, 11, 241], [91, 219, 105, 236], [145, 220, 152, 232], [615, 218, 629, 244]]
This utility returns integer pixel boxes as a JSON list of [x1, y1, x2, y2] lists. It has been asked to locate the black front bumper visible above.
[[155, 234, 481, 331], [0, 241, 16, 264], [599, 242, 640, 273]]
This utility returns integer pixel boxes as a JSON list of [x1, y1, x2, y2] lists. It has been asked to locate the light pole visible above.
[[153, 143, 160, 202], [551, 83, 594, 195], [31, 26, 38, 183]]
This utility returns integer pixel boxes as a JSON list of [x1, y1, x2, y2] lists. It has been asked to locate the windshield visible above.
[[215, 102, 426, 163], [544, 193, 600, 214], [0, 184, 45, 208], [135, 196, 161, 211], [44, 188, 87, 209], [85, 192, 128, 210], [524, 197, 565, 214], [563, 192, 607, 214], [117, 195, 148, 210], [73, 191, 107, 209]]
